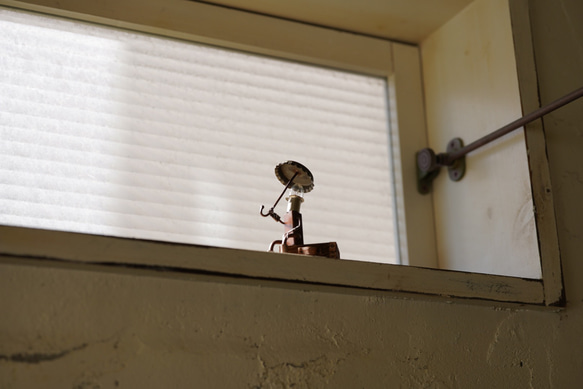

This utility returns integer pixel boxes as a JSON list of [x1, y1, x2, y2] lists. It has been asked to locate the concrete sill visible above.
[[0, 225, 561, 308]]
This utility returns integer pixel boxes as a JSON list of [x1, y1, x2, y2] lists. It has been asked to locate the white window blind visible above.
[[0, 7, 398, 264]]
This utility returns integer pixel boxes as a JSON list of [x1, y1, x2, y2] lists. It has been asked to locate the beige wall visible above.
[[1, 1, 583, 388], [421, 0, 540, 278]]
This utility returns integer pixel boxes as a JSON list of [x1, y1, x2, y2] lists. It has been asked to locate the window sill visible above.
[[0, 225, 558, 307]]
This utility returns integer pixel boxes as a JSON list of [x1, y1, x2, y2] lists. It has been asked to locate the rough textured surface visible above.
[[1, 0, 583, 388], [0, 261, 575, 388]]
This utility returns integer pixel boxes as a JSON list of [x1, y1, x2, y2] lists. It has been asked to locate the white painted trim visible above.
[[509, 0, 564, 305], [389, 43, 438, 268]]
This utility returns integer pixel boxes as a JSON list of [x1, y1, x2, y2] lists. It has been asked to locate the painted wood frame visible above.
[[0, 0, 564, 305], [509, 0, 564, 305]]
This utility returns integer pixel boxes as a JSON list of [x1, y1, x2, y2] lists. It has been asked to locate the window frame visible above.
[[0, 0, 564, 306]]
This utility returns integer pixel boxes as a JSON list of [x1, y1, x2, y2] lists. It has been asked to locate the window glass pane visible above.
[[0, 7, 397, 264]]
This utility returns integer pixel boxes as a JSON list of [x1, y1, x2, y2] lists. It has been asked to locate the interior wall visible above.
[[0, 259, 570, 388], [1, 1, 583, 388], [420, 0, 540, 278]]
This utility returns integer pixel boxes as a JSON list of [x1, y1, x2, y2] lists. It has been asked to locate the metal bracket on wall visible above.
[[416, 86, 583, 194], [417, 138, 465, 194]]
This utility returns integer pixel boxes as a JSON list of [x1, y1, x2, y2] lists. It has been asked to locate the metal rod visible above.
[[259, 172, 299, 222], [447, 86, 583, 163], [272, 172, 299, 208]]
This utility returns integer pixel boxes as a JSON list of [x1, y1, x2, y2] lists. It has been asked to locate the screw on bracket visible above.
[[446, 138, 465, 182]]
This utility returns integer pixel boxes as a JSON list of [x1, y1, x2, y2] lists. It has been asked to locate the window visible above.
[[1, 6, 398, 264], [0, 0, 564, 306]]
